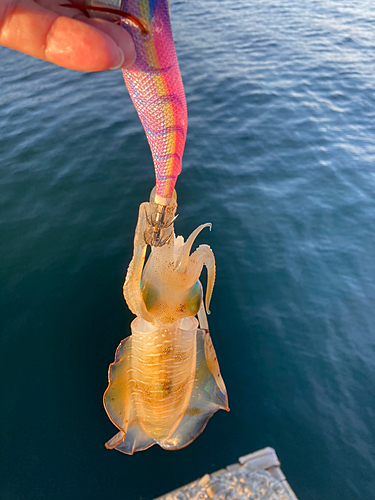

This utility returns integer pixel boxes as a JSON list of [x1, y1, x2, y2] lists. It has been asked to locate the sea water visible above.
[[1, 0, 374, 498]]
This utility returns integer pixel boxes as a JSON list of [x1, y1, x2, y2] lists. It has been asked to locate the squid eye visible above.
[[142, 282, 159, 310], [186, 281, 202, 315]]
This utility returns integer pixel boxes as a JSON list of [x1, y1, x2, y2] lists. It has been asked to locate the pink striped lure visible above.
[[121, 0, 187, 203], [63, 0, 187, 202]]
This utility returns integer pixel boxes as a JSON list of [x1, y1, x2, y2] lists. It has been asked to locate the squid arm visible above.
[[124, 191, 215, 325], [187, 244, 216, 315], [123, 202, 154, 322]]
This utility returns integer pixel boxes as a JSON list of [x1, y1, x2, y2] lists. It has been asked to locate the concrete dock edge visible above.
[[154, 447, 298, 500]]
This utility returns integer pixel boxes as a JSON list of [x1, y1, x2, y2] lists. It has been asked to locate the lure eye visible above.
[[60, 4, 148, 33]]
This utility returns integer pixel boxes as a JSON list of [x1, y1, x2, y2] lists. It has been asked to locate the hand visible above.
[[0, 0, 136, 71]]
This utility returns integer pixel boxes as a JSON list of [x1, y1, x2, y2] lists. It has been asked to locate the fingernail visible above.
[[109, 47, 124, 70], [118, 37, 136, 69]]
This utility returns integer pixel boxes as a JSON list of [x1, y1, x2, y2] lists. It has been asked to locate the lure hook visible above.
[[60, 3, 148, 33], [144, 204, 178, 247]]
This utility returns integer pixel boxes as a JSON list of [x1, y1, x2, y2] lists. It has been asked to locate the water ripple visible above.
[[1, 0, 375, 499]]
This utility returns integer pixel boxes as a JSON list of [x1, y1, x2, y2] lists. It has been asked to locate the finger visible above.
[[0, 0, 135, 71], [80, 17, 135, 69]]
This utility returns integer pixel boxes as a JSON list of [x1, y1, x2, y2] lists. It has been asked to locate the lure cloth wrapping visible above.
[[121, 0, 187, 200]]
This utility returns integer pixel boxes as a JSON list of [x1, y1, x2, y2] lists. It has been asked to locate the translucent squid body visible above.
[[103, 190, 229, 454]]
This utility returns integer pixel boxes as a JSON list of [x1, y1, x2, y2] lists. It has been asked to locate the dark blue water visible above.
[[1, 0, 375, 498]]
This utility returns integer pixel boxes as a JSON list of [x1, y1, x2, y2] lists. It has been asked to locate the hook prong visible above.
[[60, 4, 148, 33]]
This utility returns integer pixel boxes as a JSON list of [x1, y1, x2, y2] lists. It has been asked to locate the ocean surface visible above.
[[1, 0, 375, 498]]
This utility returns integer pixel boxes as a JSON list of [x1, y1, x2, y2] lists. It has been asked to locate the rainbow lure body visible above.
[[64, 0, 187, 201], [121, 0, 187, 203]]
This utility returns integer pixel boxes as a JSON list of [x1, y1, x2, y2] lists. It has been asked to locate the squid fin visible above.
[[159, 328, 229, 450], [114, 424, 155, 455], [105, 420, 156, 455], [103, 336, 159, 455], [103, 337, 132, 449], [104, 328, 228, 454], [105, 430, 125, 449], [203, 329, 228, 400]]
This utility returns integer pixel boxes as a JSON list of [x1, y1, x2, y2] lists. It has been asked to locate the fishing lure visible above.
[[119, 0, 188, 205], [118, 0, 188, 247], [104, 189, 228, 454], [63, 0, 228, 453], [64, 0, 187, 244]]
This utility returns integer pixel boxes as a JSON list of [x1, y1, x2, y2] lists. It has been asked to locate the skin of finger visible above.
[[80, 17, 135, 69], [36, 0, 136, 68], [0, 0, 128, 71], [45, 16, 129, 70]]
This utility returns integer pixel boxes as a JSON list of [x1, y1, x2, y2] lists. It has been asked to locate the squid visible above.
[[103, 189, 229, 454], [63, 0, 229, 453]]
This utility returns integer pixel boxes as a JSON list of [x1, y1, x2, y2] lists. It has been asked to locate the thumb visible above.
[[0, 0, 135, 71]]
